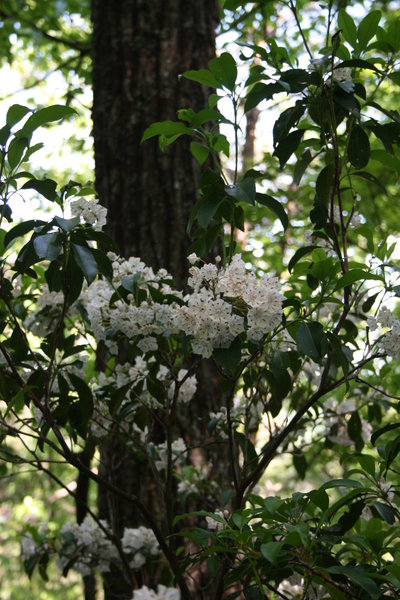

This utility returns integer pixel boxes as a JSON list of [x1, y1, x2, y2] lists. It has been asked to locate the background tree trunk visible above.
[[92, 0, 218, 286], [91, 2, 220, 598]]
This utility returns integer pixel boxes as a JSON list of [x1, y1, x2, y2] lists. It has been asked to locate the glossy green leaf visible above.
[[287, 246, 316, 272], [260, 541, 285, 564], [4, 219, 46, 248], [213, 337, 242, 370], [273, 129, 303, 168], [141, 120, 192, 142], [338, 10, 357, 48], [7, 136, 28, 169], [308, 489, 329, 510], [256, 193, 288, 230], [71, 243, 98, 284], [358, 10, 381, 51], [33, 233, 62, 261], [6, 104, 31, 127], [183, 69, 219, 89], [22, 178, 58, 201], [209, 52, 237, 91], [335, 269, 382, 290], [348, 125, 370, 169], [296, 321, 328, 361], [54, 216, 80, 232], [17, 105, 76, 138], [190, 142, 209, 165], [225, 178, 256, 205]]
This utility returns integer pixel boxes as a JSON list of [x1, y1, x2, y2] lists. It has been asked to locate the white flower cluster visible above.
[[90, 360, 197, 439], [121, 526, 160, 569], [84, 253, 283, 359], [167, 369, 197, 404], [153, 437, 187, 471], [70, 197, 107, 231], [176, 463, 218, 496], [367, 307, 400, 358], [205, 510, 226, 531], [209, 394, 264, 438], [132, 586, 180, 600], [57, 516, 118, 576], [24, 284, 65, 337]]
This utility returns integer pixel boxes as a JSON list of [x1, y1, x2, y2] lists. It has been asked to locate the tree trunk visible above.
[[92, 0, 218, 286], [91, 2, 219, 599]]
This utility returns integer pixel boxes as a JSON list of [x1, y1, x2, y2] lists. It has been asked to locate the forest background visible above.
[[0, 1, 400, 599]]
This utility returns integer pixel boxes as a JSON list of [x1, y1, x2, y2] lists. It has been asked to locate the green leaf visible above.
[[71, 244, 98, 284], [213, 337, 242, 370], [209, 52, 237, 91], [244, 81, 288, 112], [308, 489, 329, 510], [0, 125, 11, 146], [7, 137, 29, 169], [348, 125, 370, 169], [22, 178, 58, 201], [273, 102, 305, 146], [356, 454, 375, 476], [371, 501, 395, 524], [273, 129, 303, 168], [335, 59, 383, 75], [293, 452, 307, 479], [256, 193, 288, 230], [260, 541, 285, 565], [287, 246, 316, 272], [190, 142, 209, 165], [225, 178, 256, 205], [338, 10, 357, 48], [6, 104, 31, 127], [371, 422, 400, 445], [293, 150, 312, 185], [352, 171, 386, 195], [197, 196, 224, 229], [33, 233, 62, 261], [183, 69, 219, 88], [141, 120, 192, 142], [68, 373, 94, 437], [316, 164, 334, 204], [358, 10, 381, 51], [335, 269, 382, 290], [17, 105, 76, 138], [321, 478, 364, 490], [54, 216, 80, 232], [327, 566, 380, 599], [4, 219, 46, 248], [296, 321, 328, 361]]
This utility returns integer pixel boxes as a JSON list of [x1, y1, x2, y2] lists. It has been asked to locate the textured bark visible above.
[[91, 2, 220, 599], [92, 0, 218, 286]]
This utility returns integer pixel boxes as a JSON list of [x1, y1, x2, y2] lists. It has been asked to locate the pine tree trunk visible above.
[[91, 2, 219, 598]]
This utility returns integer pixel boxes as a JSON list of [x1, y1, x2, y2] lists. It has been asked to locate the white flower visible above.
[[380, 479, 395, 503], [153, 438, 187, 470], [187, 253, 199, 265], [132, 585, 180, 600], [70, 197, 107, 230], [121, 526, 159, 569], [205, 510, 225, 531], [367, 315, 378, 331], [138, 336, 158, 353]]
